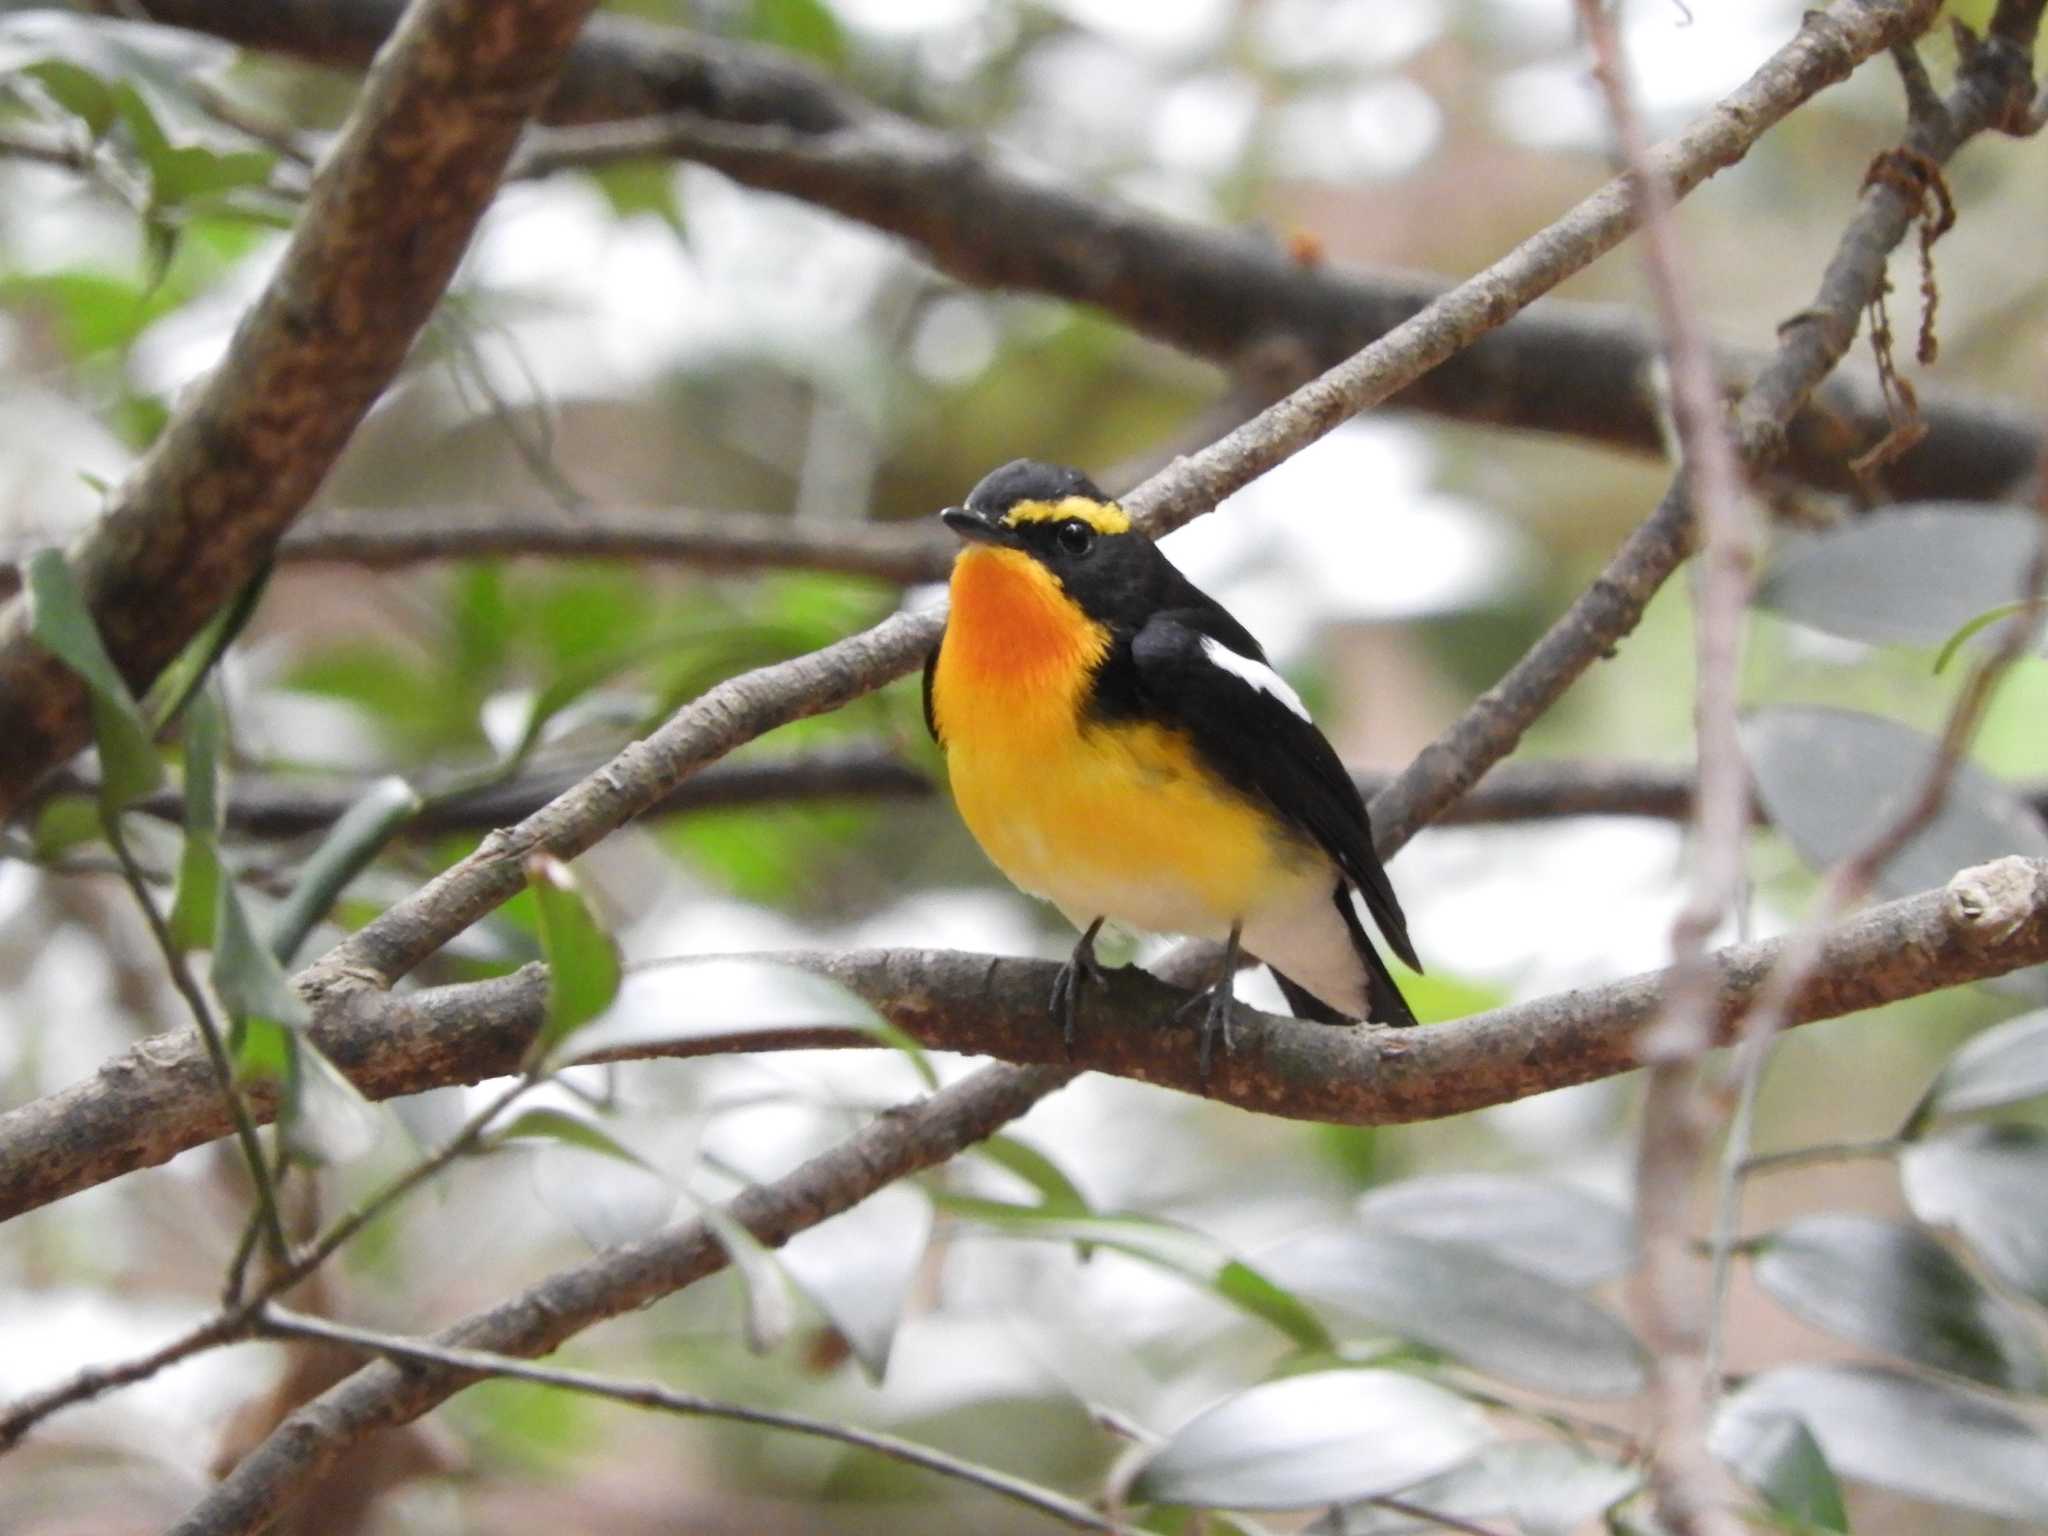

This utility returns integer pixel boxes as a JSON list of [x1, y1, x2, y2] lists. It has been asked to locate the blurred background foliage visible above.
[[1, 0, 2047, 1532]]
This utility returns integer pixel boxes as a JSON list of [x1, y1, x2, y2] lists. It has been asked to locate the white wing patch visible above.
[[1199, 636, 1311, 721]]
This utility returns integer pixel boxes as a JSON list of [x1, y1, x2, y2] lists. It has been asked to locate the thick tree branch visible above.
[[71, 0, 2033, 506], [7, 857, 2044, 1224], [0, 0, 604, 820]]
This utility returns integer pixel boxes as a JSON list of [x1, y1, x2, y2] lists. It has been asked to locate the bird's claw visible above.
[[1173, 978, 1237, 1083], [1048, 918, 1108, 1054]]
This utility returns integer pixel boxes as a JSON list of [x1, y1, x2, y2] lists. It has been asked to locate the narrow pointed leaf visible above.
[[166, 684, 224, 951], [25, 60, 118, 137], [526, 854, 622, 1061], [279, 1039, 378, 1167], [25, 548, 162, 809], [1903, 1123, 2048, 1306], [937, 1198, 1330, 1350], [693, 1198, 794, 1355], [268, 775, 422, 964], [1129, 1370, 1490, 1510], [974, 1136, 1092, 1215], [1751, 1214, 2048, 1392], [1726, 1412, 1849, 1533], [493, 1107, 651, 1166], [144, 565, 271, 732], [1263, 1228, 1646, 1398], [1716, 1364, 2048, 1523], [1356, 1173, 1634, 1287], [212, 881, 310, 1032], [780, 1184, 929, 1377]]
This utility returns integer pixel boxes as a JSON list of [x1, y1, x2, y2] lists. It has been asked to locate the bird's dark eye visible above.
[[1055, 520, 1096, 557]]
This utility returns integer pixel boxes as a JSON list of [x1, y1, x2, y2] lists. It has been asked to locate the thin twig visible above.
[[103, 814, 290, 1273], [1573, 2, 1756, 1531], [256, 1307, 1135, 1534], [0, 1071, 538, 1447]]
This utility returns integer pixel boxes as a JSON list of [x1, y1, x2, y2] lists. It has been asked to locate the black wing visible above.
[[922, 634, 943, 744], [1124, 605, 1420, 973]]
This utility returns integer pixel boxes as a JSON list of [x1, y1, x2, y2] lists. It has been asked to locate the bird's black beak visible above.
[[940, 506, 1022, 548]]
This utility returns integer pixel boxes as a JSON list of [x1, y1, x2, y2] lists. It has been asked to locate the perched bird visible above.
[[923, 459, 1421, 1072]]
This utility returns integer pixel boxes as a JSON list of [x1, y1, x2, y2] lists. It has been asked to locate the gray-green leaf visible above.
[[1716, 1364, 2048, 1523], [1356, 1173, 1635, 1287], [1261, 1227, 1647, 1398], [1751, 1214, 2048, 1393], [1757, 504, 2048, 653], [1129, 1370, 1491, 1511], [1903, 1122, 2048, 1307]]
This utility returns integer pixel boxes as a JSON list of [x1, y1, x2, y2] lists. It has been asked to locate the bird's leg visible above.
[[1173, 922, 1243, 1082], [1048, 916, 1108, 1052]]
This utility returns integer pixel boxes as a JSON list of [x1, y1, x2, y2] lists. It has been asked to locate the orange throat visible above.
[[934, 547, 1108, 726]]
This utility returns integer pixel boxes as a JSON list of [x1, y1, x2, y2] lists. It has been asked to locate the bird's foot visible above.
[[1172, 974, 1237, 1083], [1048, 917, 1108, 1054], [1173, 922, 1243, 1084]]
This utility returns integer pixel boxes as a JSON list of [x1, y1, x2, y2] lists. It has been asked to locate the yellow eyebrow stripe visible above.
[[1001, 495, 1131, 535]]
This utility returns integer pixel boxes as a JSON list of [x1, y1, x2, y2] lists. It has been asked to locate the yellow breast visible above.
[[930, 547, 1316, 937]]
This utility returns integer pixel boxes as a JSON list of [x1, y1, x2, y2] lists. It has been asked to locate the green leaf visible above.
[[166, 683, 224, 951], [267, 776, 422, 964], [212, 879, 311, 1036], [25, 548, 163, 811], [1756, 504, 2048, 653], [974, 1135, 1092, 1216], [1902, 1123, 2048, 1307], [25, 59, 117, 137], [231, 1012, 294, 1085], [113, 82, 171, 168], [588, 161, 684, 234], [1356, 1173, 1635, 1287], [778, 1184, 931, 1379], [746, 0, 847, 67], [525, 854, 622, 1062], [1128, 1370, 1490, 1511], [1908, 1008, 2048, 1127], [493, 1106, 652, 1166], [1262, 1228, 1647, 1398], [937, 1199, 1330, 1351], [151, 144, 276, 206], [1751, 1214, 2048, 1393], [1726, 1412, 1849, 1533], [144, 565, 271, 732], [1934, 599, 2047, 674], [1715, 1364, 2048, 1523]]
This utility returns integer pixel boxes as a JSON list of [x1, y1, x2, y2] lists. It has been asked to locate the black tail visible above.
[[1270, 968, 1350, 1024], [1334, 882, 1420, 1028]]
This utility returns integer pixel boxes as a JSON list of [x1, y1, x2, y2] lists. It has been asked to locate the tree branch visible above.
[[79, 751, 2048, 841], [69, 0, 2033, 506], [0, 504, 955, 601], [7, 857, 2044, 1224], [0, 0, 605, 820]]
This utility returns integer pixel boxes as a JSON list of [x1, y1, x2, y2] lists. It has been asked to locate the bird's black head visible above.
[[939, 459, 1165, 630]]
